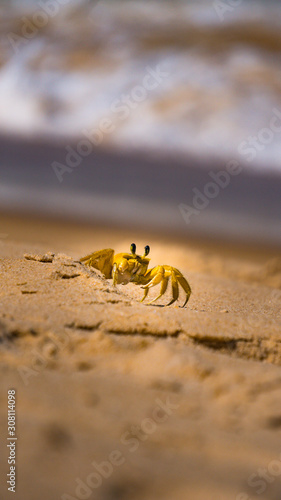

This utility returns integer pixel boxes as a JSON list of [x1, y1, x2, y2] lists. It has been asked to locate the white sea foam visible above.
[[0, 0, 281, 172]]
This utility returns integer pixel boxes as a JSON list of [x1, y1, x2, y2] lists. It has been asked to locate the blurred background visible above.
[[1, 5, 281, 500], [0, 0, 280, 247]]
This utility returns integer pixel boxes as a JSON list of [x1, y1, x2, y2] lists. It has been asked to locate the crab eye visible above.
[[130, 243, 136, 255], [144, 245, 150, 256]]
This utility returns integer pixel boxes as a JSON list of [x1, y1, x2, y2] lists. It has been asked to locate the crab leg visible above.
[[167, 270, 179, 306], [140, 266, 191, 307], [147, 277, 169, 305], [177, 275, 192, 307], [140, 287, 149, 302], [141, 266, 165, 289], [112, 263, 118, 286], [141, 266, 168, 305]]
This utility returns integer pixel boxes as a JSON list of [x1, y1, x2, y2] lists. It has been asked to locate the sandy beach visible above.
[[0, 214, 280, 500], [1, 0, 281, 498]]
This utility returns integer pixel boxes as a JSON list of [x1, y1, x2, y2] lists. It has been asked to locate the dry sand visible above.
[[0, 214, 281, 500]]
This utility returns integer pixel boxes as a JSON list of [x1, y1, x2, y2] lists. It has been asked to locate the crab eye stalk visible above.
[[144, 245, 150, 256], [130, 243, 136, 255]]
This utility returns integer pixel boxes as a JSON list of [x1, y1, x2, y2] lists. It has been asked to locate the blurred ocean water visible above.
[[0, 0, 281, 172]]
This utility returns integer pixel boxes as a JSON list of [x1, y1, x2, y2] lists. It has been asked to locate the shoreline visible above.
[[1, 134, 281, 248]]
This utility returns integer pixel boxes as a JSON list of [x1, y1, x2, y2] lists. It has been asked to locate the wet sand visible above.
[[1, 134, 281, 247], [0, 214, 281, 500]]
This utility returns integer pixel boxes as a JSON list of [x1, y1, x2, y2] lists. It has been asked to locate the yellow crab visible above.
[[80, 243, 191, 307]]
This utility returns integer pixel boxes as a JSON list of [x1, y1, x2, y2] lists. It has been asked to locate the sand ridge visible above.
[[0, 234, 281, 500]]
